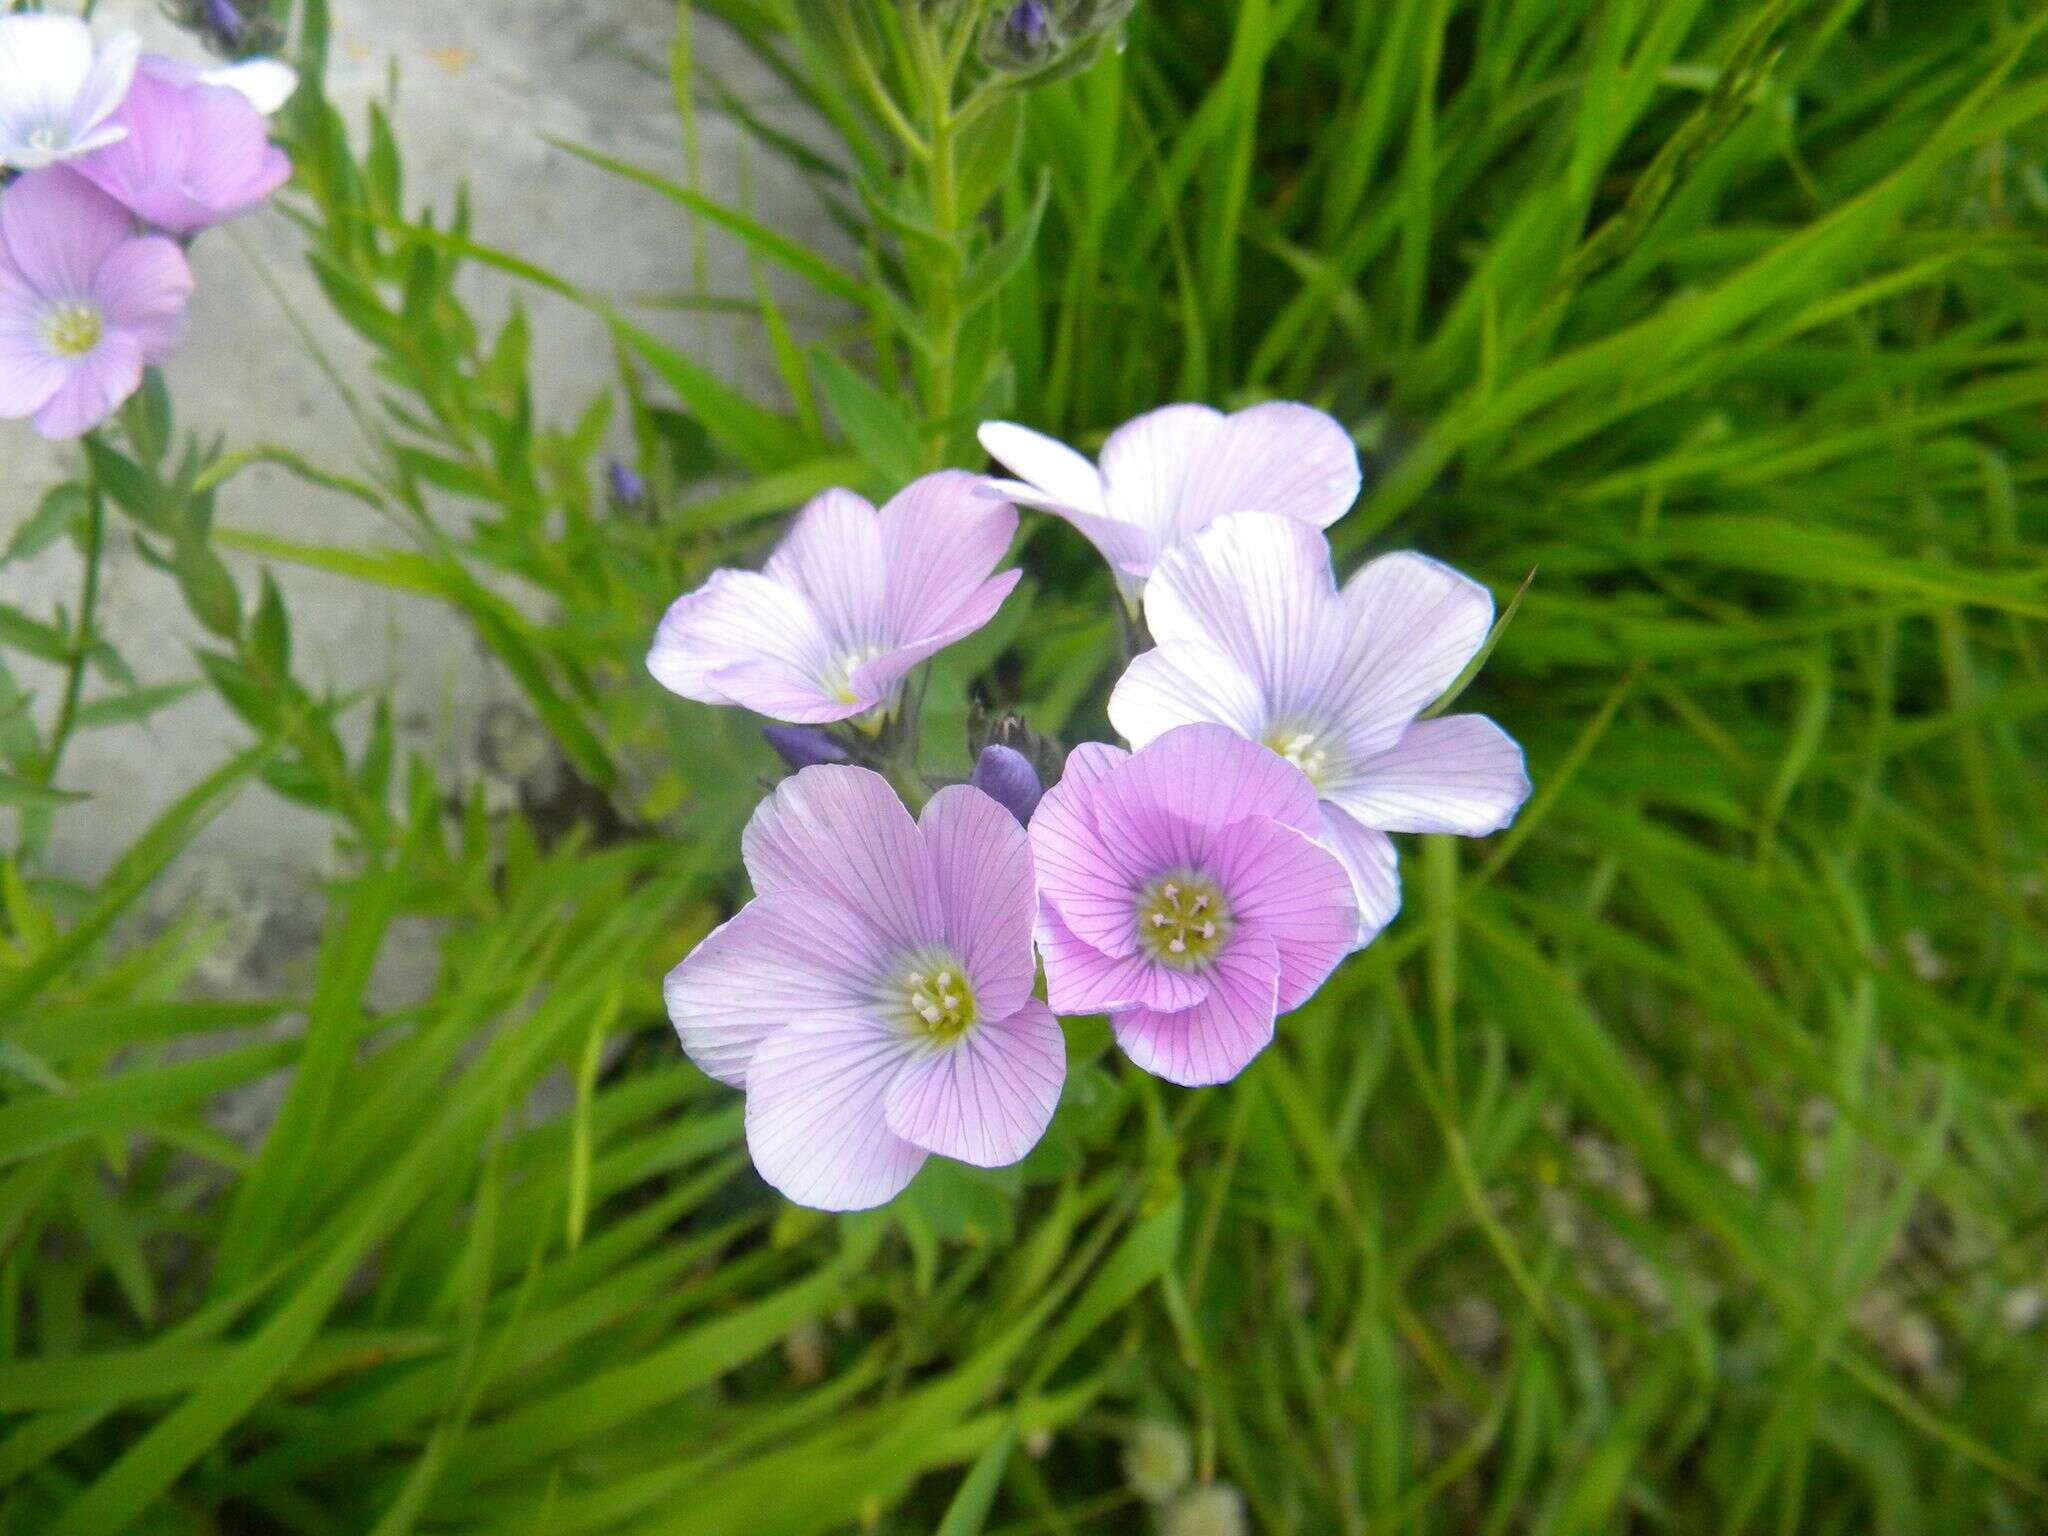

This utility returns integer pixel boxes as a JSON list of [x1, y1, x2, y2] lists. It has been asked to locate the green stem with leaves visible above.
[[38, 476, 105, 790]]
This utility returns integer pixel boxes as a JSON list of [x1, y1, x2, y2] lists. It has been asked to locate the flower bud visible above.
[[607, 459, 649, 511], [971, 743, 1043, 825], [980, 0, 1138, 77], [762, 725, 850, 772]]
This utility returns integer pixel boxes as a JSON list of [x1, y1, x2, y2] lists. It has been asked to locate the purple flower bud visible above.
[[608, 460, 648, 510], [207, 0, 246, 41], [971, 743, 1043, 826], [762, 725, 849, 772], [1007, 0, 1052, 43]]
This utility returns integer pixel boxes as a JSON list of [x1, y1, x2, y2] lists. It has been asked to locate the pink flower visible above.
[[648, 472, 1022, 725], [70, 56, 290, 238], [1030, 724, 1357, 1086], [666, 766, 1065, 1210], [1109, 513, 1531, 947], [0, 170, 192, 440], [978, 402, 1359, 605]]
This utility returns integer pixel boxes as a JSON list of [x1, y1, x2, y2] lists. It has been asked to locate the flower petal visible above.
[[1207, 815, 1356, 1011], [90, 234, 192, 326], [1317, 804, 1402, 947], [978, 421, 1106, 516], [0, 17, 94, 156], [0, 170, 130, 299], [1181, 401, 1361, 533], [919, 784, 1037, 1021], [884, 999, 1065, 1167], [879, 470, 1018, 633], [1037, 903, 1207, 1015], [64, 28, 139, 141], [1112, 934, 1281, 1086], [1028, 743, 1148, 960], [1333, 552, 1495, 754], [0, 295, 69, 418], [1096, 722, 1321, 848], [764, 488, 886, 653], [1108, 638, 1268, 748], [1335, 714, 1530, 836], [848, 569, 1022, 704], [1097, 403, 1225, 544], [665, 891, 893, 1088], [647, 568, 842, 720], [201, 58, 298, 115], [744, 1017, 927, 1210], [32, 326, 140, 439], [741, 764, 942, 951]]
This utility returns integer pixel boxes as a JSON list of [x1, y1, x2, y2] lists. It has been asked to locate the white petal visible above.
[[1317, 805, 1402, 948], [202, 58, 299, 115], [744, 1018, 926, 1211], [1178, 401, 1361, 536], [1097, 403, 1226, 545], [1333, 715, 1530, 836], [1332, 552, 1495, 756], [1108, 640, 1268, 748], [978, 420, 1106, 516]]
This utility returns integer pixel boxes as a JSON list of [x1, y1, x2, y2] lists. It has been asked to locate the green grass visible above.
[[1, 0, 2046, 1531]]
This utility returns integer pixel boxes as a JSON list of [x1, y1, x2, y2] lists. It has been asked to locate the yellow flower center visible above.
[[1136, 873, 1231, 968], [1263, 726, 1334, 789], [43, 302, 104, 359], [900, 954, 978, 1042]]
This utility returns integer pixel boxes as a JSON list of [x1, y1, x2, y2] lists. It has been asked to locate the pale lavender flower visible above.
[[0, 15, 139, 172], [1109, 513, 1531, 946], [71, 56, 290, 238], [971, 743, 1042, 826], [978, 401, 1359, 606], [0, 171, 192, 440], [666, 766, 1065, 1210], [649, 472, 1022, 726], [1030, 723, 1356, 1086]]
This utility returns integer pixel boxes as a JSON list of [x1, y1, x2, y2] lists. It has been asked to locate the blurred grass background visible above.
[[2, 0, 2047, 1532]]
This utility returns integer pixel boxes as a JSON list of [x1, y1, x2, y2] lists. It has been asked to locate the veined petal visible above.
[[91, 235, 192, 326], [64, 28, 139, 141], [1207, 815, 1356, 1011], [1096, 722, 1320, 845], [741, 764, 942, 952], [1176, 401, 1361, 539], [1098, 403, 1226, 544], [1335, 715, 1530, 836], [664, 891, 893, 1088], [1029, 745, 1148, 961], [1037, 903, 1207, 1015], [884, 999, 1065, 1167], [849, 568, 1022, 705], [879, 470, 1018, 635], [978, 420, 1106, 516], [32, 327, 140, 439], [646, 568, 841, 719], [1317, 804, 1402, 947], [1333, 552, 1494, 755], [1108, 638, 1268, 748], [0, 297, 70, 417], [1112, 934, 1280, 1086], [0, 17, 94, 158], [0, 170, 130, 300], [919, 784, 1037, 1022], [1141, 512, 1345, 716], [763, 488, 886, 654], [744, 1017, 927, 1210]]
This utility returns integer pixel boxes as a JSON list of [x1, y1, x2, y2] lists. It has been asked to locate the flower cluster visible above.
[[0, 12, 293, 439], [654, 403, 1531, 1209]]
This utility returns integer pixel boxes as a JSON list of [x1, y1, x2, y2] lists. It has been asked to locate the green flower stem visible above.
[[37, 466, 105, 790]]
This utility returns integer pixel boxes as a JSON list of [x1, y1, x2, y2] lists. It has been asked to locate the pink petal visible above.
[[1028, 745, 1148, 961], [0, 170, 130, 299], [918, 784, 1038, 1021], [1112, 935, 1281, 1086], [72, 71, 288, 237], [1094, 723, 1320, 849], [1038, 903, 1206, 1015], [878, 470, 1018, 635], [1317, 805, 1402, 948], [1334, 552, 1495, 755], [740, 765, 942, 952], [978, 421, 1106, 516], [848, 569, 1022, 704], [664, 891, 894, 1089], [1180, 402, 1360, 534], [0, 301, 68, 418], [1206, 815, 1356, 1011], [1140, 512, 1346, 718], [743, 1017, 927, 1210], [883, 999, 1065, 1167], [90, 234, 192, 326], [646, 568, 842, 720], [31, 327, 140, 439], [1335, 715, 1530, 836], [1108, 639, 1268, 748], [763, 488, 886, 653]]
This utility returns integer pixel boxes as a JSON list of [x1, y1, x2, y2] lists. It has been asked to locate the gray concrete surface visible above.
[[2, 3, 830, 955]]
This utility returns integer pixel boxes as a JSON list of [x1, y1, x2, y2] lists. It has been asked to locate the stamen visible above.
[[1137, 871, 1232, 970]]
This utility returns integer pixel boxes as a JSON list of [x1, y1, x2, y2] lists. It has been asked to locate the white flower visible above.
[[0, 15, 140, 171]]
